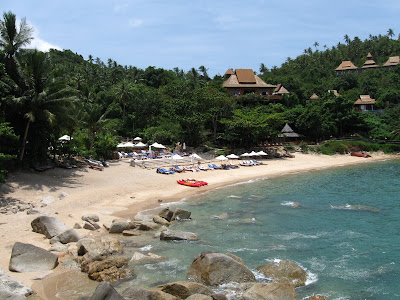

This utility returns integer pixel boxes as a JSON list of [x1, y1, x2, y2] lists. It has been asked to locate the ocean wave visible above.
[[280, 201, 302, 208], [139, 245, 152, 252], [273, 232, 323, 240]]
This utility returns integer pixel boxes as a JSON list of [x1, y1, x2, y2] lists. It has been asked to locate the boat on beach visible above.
[[177, 179, 208, 187], [351, 152, 371, 158]]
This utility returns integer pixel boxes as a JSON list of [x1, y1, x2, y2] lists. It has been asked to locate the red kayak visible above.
[[351, 152, 371, 158], [177, 179, 208, 187]]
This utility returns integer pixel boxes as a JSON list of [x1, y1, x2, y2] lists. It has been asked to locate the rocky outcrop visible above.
[[188, 252, 255, 286], [158, 208, 174, 222], [81, 256, 130, 282], [158, 281, 213, 299], [9, 242, 58, 272], [160, 230, 199, 241], [109, 221, 131, 233], [31, 216, 68, 238], [171, 208, 191, 221], [256, 260, 307, 287], [153, 215, 171, 226], [239, 282, 296, 300]]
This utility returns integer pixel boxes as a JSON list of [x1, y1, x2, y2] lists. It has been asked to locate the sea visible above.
[[119, 159, 400, 299]]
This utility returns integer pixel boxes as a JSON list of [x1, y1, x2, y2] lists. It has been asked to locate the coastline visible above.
[[0, 152, 398, 297]]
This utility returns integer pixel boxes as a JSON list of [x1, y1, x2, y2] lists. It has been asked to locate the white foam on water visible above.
[[227, 247, 259, 253], [273, 232, 322, 241], [139, 245, 152, 252], [281, 201, 295, 206]]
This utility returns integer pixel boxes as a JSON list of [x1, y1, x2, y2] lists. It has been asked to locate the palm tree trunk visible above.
[[19, 119, 31, 164]]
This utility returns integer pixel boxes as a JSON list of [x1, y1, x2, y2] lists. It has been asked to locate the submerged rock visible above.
[[188, 252, 255, 286], [256, 260, 307, 287], [160, 230, 198, 241], [153, 215, 171, 226], [171, 208, 191, 221]]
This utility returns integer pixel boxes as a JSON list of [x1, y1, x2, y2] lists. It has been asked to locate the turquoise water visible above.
[[121, 159, 400, 299]]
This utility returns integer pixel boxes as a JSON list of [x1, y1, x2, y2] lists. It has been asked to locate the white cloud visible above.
[[22, 21, 61, 52], [128, 18, 143, 28]]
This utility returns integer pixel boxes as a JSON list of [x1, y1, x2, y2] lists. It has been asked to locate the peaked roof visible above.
[[281, 123, 302, 137], [335, 61, 358, 71], [362, 53, 378, 69], [354, 95, 376, 105], [274, 83, 290, 94], [309, 93, 319, 100], [224, 69, 234, 75], [223, 69, 276, 88], [235, 69, 256, 83], [383, 56, 400, 67]]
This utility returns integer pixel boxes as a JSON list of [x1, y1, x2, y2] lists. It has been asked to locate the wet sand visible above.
[[0, 152, 397, 298]]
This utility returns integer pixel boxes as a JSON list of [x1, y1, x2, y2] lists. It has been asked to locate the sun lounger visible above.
[[197, 165, 210, 171], [157, 168, 174, 174], [170, 167, 184, 173], [184, 166, 198, 172], [212, 164, 222, 169]]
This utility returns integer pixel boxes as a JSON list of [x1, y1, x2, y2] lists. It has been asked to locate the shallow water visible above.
[[119, 159, 400, 299]]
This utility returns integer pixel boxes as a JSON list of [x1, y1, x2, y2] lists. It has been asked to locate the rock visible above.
[[31, 216, 68, 238], [256, 260, 307, 287], [103, 222, 112, 231], [122, 230, 139, 236], [74, 223, 82, 229], [188, 252, 255, 286], [186, 294, 213, 300], [153, 215, 171, 226], [100, 237, 124, 255], [81, 256, 130, 282], [239, 282, 296, 300], [158, 281, 213, 299], [138, 221, 160, 231], [122, 287, 179, 300], [34, 184, 41, 190], [51, 229, 80, 244], [160, 230, 199, 241], [109, 221, 131, 233], [0, 268, 33, 296], [308, 296, 329, 300], [225, 253, 245, 265], [9, 242, 59, 272], [82, 214, 100, 223], [171, 208, 191, 221], [158, 208, 174, 222], [83, 221, 100, 231], [41, 196, 55, 205], [26, 208, 40, 215], [127, 220, 137, 229], [89, 282, 125, 299], [130, 252, 164, 264], [49, 242, 69, 253], [0, 290, 27, 299], [77, 239, 105, 256], [58, 191, 68, 199], [60, 258, 80, 269]]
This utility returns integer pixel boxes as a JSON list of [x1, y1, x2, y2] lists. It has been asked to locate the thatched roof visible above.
[[362, 53, 378, 69], [274, 83, 290, 95], [309, 93, 319, 100], [335, 61, 358, 71], [280, 123, 302, 138], [354, 95, 375, 105], [223, 69, 276, 88], [383, 56, 400, 67]]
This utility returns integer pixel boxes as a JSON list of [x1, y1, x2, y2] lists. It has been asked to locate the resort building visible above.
[[223, 68, 289, 102], [354, 95, 376, 112], [335, 53, 400, 75]]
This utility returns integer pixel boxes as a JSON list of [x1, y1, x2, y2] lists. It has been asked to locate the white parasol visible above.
[[215, 155, 228, 161], [226, 154, 240, 159]]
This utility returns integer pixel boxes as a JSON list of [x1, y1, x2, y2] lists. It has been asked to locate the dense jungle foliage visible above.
[[0, 11, 399, 180]]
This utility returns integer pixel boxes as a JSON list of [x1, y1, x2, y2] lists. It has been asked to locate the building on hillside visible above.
[[309, 93, 319, 100], [278, 123, 304, 143], [222, 68, 289, 103], [335, 53, 400, 75], [308, 90, 339, 101], [354, 95, 376, 112]]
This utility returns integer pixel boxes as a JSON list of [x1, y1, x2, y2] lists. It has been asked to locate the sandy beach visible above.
[[0, 152, 398, 297]]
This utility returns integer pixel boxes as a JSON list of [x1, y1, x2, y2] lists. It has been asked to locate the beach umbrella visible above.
[[133, 137, 142, 141], [117, 142, 126, 148], [240, 152, 251, 157], [190, 153, 202, 160], [249, 151, 258, 156], [59, 135, 72, 141], [171, 154, 184, 160], [257, 151, 268, 156], [151, 142, 166, 149], [215, 155, 228, 161], [134, 141, 147, 147], [226, 154, 240, 159], [124, 142, 135, 147]]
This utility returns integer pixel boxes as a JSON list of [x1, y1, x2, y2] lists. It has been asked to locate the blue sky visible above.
[[2, 0, 400, 76]]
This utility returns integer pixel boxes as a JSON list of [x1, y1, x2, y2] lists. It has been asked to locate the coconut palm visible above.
[[0, 11, 33, 84], [11, 49, 78, 163]]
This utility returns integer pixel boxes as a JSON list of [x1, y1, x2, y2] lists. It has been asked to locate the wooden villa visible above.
[[354, 95, 376, 112], [335, 53, 400, 75], [223, 68, 289, 102]]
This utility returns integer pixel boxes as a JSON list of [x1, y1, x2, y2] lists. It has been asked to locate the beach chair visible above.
[[156, 168, 174, 174], [197, 164, 210, 171], [170, 166, 184, 173], [212, 164, 222, 169], [175, 165, 185, 172]]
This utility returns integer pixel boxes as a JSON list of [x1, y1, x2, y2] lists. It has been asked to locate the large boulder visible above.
[[256, 260, 307, 287], [0, 290, 27, 300], [188, 252, 255, 286], [160, 230, 198, 241], [0, 268, 33, 296], [51, 229, 80, 244], [171, 208, 191, 221], [138, 221, 160, 231], [77, 239, 107, 256], [158, 281, 213, 299], [89, 282, 125, 300], [109, 221, 131, 234], [239, 282, 296, 300], [122, 286, 179, 300], [9, 242, 58, 272], [81, 256, 130, 282], [186, 295, 213, 300], [158, 208, 174, 222], [31, 216, 68, 238], [153, 215, 171, 226]]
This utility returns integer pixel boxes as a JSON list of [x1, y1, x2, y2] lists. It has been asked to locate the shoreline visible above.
[[0, 152, 398, 298]]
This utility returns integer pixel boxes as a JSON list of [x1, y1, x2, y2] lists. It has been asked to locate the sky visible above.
[[2, 0, 400, 76]]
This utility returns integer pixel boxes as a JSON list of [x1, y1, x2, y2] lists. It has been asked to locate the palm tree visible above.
[[0, 11, 33, 84], [387, 28, 395, 39], [11, 50, 77, 163], [344, 34, 350, 45], [113, 79, 132, 118], [198, 65, 209, 80], [313, 41, 319, 50]]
